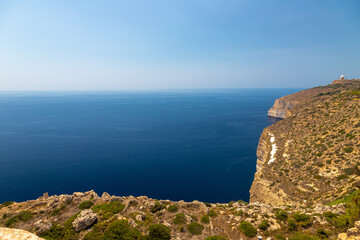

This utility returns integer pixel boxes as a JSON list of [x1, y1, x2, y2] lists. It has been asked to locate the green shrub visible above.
[[150, 202, 165, 213], [275, 209, 288, 221], [275, 234, 286, 240], [258, 220, 269, 230], [5, 211, 33, 227], [147, 224, 171, 240], [1, 201, 14, 207], [316, 228, 329, 239], [239, 221, 257, 237], [173, 213, 187, 225], [287, 218, 297, 232], [344, 147, 354, 153], [337, 174, 349, 181], [167, 205, 178, 213], [104, 220, 130, 240], [208, 209, 218, 217], [201, 215, 210, 224], [293, 212, 312, 228], [205, 236, 227, 240], [204, 202, 212, 207], [187, 222, 204, 235], [92, 201, 125, 214], [289, 232, 320, 240], [83, 231, 104, 240], [41, 212, 80, 240], [79, 200, 94, 210]]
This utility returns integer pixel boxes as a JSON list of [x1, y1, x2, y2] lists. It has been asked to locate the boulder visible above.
[[72, 209, 97, 232], [34, 219, 52, 234]]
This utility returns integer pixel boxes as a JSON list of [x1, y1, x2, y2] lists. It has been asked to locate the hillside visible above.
[[251, 79, 360, 206]]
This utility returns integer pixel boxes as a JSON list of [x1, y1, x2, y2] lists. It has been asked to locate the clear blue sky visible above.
[[1, 0, 359, 90]]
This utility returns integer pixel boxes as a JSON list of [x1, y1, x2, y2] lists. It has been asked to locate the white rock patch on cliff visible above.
[[268, 133, 277, 164]]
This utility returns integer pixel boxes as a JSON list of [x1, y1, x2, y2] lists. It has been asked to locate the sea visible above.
[[0, 89, 299, 204]]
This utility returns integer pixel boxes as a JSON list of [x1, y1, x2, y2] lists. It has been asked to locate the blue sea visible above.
[[0, 89, 298, 204]]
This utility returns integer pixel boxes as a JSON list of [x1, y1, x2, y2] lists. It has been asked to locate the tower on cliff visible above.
[[340, 75, 345, 80]]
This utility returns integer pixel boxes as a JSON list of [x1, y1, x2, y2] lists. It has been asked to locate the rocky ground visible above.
[[0, 190, 355, 239]]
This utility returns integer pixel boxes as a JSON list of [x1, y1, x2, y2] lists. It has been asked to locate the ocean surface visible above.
[[0, 89, 299, 204]]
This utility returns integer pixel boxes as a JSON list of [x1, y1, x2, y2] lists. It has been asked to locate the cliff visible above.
[[251, 79, 360, 206]]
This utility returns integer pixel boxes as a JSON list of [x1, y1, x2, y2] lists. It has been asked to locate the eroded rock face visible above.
[[268, 98, 297, 119], [72, 209, 97, 232]]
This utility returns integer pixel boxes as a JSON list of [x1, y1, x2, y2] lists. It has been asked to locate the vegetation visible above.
[[147, 224, 171, 240], [201, 214, 210, 224], [41, 212, 80, 240], [167, 205, 178, 213], [79, 200, 94, 210], [258, 220, 269, 230], [208, 209, 218, 217], [275, 209, 288, 221], [187, 222, 204, 235], [150, 202, 165, 213], [5, 211, 33, 227], [205, 236, 227, 240], [239, 221, 257, 237], [92, 201, 125, 215], [173, 213, 187, 225]]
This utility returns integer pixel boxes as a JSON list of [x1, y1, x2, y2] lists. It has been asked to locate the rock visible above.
[[128, 218, 137, 227], [355, 221, 360, 230], [0, 227, 44, 240], [347, 227, 359, 236], [72, 209, 97, 232], [34, 220, 52, 234], [73, 192, 84, 198], [135, 213, 146, 221], [101, 192, 110, 199], [338, 233, 348, 240]]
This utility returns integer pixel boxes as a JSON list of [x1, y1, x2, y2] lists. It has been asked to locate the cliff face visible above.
[[251, 79, 360, 206]]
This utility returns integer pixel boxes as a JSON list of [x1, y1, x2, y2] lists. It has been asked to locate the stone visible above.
[[0, 227, 44, 240], [355, 221, 360, 230], [101, 192, 110, 199], [72, 209, 97, 232], [338, 233, 348, 240], [135, 213, 146, 221], [34, 220, 52, 234]]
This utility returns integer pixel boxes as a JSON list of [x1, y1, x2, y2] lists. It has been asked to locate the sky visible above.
[[0, 0, 359, 90]]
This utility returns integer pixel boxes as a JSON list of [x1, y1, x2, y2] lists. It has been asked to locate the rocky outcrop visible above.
[[72, 209, 97, 232], [0, 227, 44, 240], [267, 97, 297, 119]]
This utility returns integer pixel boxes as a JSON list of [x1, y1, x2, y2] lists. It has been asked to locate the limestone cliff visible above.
[[251, 79, 360, 206]]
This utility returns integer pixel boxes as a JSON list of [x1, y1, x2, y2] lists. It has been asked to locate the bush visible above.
[[1, 201, 14, 207], [79, 200, 94, 210], [258, 220, 269, 230], [239, 221, 257, 237], [316, 228, 329, 239], [205, 236, 227, 240], [204, 202, 212, 207], [5, 211, 33, 227], [344, 147, 354, 153], [293, 212, 312, 228], [201, 215, 210, 224], [289, 232, 320, 240], [275, 209, 288, 221], [104, 220, 130, 240], [92, 201, 125, 214], [147, 224, 171, 240], [167, 205, 178, 213], [208, 209, 218, 217], [275, 234, 286, 240], [187, 222, 204, 235], [173, 213, 187, 225], [150, 202, 165, 213], [287, 218, 297, 232], [41, 212, 80, 240]]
